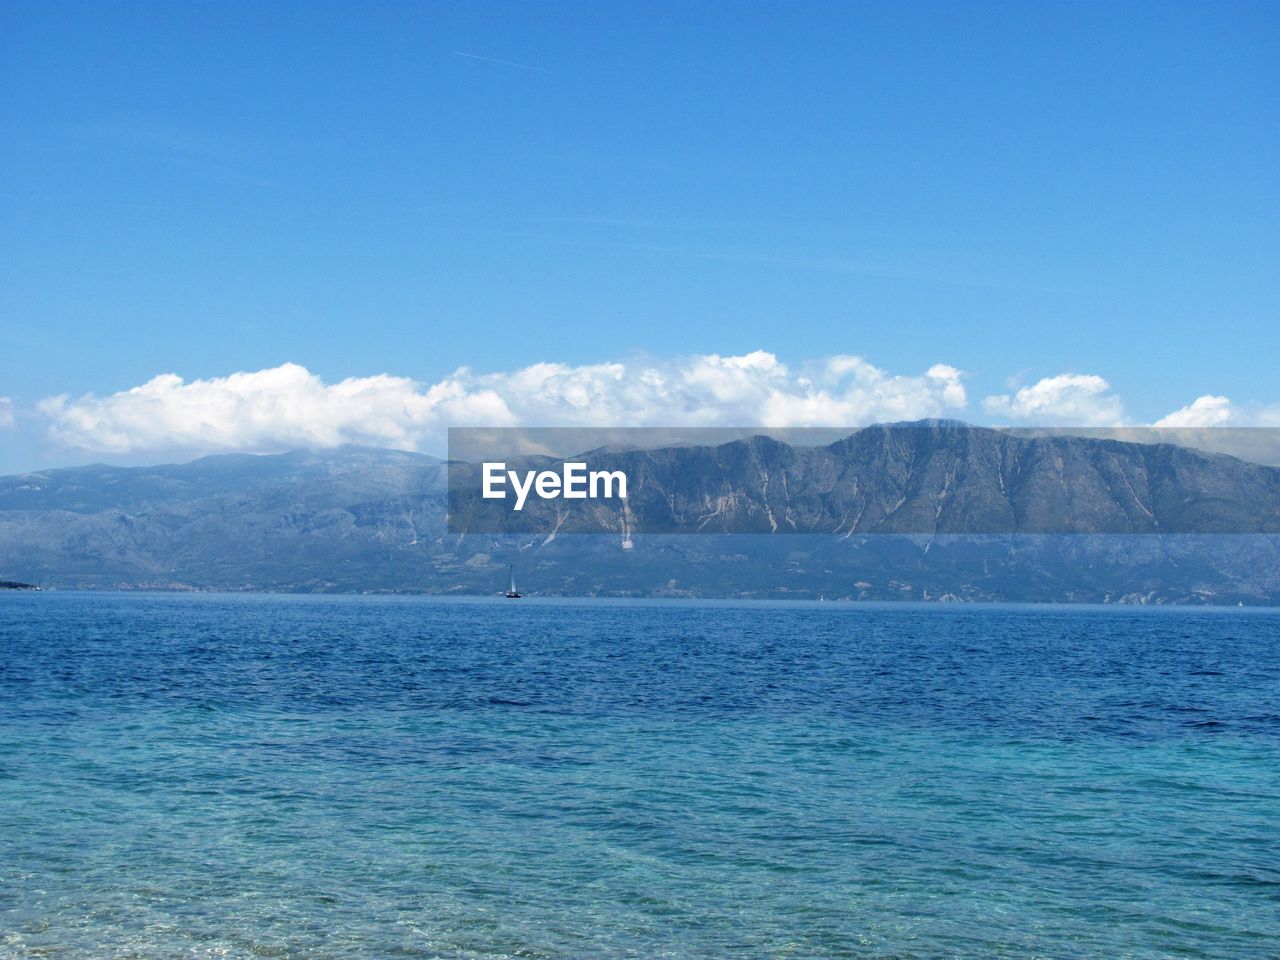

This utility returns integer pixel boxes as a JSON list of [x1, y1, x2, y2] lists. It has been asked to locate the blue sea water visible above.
[[1, 594, 1278, 959]]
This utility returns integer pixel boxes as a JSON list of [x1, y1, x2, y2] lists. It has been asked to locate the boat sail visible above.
[[505, 564, 522, 599]]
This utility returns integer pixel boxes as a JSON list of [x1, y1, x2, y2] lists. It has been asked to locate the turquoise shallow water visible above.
[[1, 594, 1278, 958]]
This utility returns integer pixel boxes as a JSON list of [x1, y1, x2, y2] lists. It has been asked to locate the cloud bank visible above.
[[36, 353, 968, 456], [26, 353, 1273, 460]]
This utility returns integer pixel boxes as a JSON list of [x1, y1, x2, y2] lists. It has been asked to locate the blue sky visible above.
[[1, 0, 1277, 470]]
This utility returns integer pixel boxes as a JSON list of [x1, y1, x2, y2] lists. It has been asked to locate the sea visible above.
[[1, 593, 1277, 959]]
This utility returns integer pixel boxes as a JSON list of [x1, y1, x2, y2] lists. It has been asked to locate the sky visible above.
[[1, 0, 1277, 472]]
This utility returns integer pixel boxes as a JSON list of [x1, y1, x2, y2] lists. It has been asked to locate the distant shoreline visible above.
[[5, 586, 1276, 610]]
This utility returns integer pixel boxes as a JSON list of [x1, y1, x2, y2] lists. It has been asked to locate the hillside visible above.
[[2, 424, 1278, 603]]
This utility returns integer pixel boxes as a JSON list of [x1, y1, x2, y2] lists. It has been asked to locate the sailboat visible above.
[[505, 564, 522, 599]]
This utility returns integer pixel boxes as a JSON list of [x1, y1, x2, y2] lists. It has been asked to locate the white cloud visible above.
[[1152, 395, 1280, 430], [36, 353, 969, 457], [758, 358, 965, 428], [982, 373, 1125, 426], [1154, 395, 1234, 428], [29, 355, 1280, 462], [37, 363, 514, 455], [0, 397, 13, 429]]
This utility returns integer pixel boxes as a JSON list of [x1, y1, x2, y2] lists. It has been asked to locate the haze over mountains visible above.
[[2, 422, 1279, 603]]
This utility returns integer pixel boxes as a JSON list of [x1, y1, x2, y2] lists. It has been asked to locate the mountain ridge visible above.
[[2, 422, 1279, 602], [452, 420, 1280, 535]]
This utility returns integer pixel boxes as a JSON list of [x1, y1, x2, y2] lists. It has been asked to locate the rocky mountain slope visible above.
[[452, 421, 1280, 535], [2, 424, 1278, 603]]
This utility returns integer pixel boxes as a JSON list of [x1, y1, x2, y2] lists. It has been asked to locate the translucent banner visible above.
[[447, 423, 1280, 535]]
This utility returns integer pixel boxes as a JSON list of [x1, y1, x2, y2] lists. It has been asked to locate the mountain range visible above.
[[2, 421, 1278, 603], [451, 421, 1280, 535]]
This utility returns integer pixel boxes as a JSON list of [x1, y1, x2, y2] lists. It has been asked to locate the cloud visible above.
[[1154, 395, 1234, 428], [758, 358, 965, 428], [0, 397, 13, 429], [29, 355, 1280, 462], [982, 373, 1124, 426], [983, 378, 1280, 433], [36, 353, 969, 457], [1152, 395, 1280, 429], [37, 364, 514, 455]]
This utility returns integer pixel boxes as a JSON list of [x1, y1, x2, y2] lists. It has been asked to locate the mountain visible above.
[[2, 423, 1279, 603], [0, 447, 448, 591], [451, 420, 1280, 535]]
